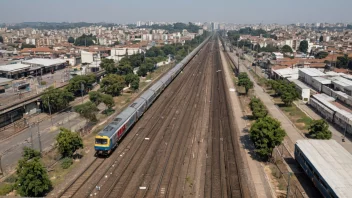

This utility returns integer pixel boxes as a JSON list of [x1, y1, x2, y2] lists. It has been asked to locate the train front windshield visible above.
[[95, 138, 107, 145]]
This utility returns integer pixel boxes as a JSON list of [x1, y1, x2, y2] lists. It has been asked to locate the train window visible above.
[[95, 138, 107, 144]]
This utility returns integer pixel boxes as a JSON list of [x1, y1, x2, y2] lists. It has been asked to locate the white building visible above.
[[81, 51, 100, 64], [290, 79, 311, 102]]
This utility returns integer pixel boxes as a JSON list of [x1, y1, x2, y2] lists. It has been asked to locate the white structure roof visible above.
[[273, 68, 299, 79], [299, 68, 326, 77], [22, 58, 66, 67], [312, 76, 331, 84], [291, 79, 310, 89], [313, 94, 340, 111], [331, 76, 352, 87], [296, 140, 352, 198], [0, 63, 31, 72]]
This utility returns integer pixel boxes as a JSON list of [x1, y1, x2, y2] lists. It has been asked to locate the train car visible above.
[[149, 81, 165, 98], [94, 107, 137, 155], [295, 140, 352, 198], [129, 98, 147, 119], [140, 90, 156, 108], [159, 73, 173, 87]]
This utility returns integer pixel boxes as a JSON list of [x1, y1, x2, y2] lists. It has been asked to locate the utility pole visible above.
[[0, 154, 3, 176], [37, 121, 42, 153], [30, 125, 33, 149], [286, 172, 292, 198], [81, 83, 84, 104], [47, 97, 53, 126]]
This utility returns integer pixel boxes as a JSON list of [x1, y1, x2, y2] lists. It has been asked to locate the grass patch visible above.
[[0, 183, 14, 196], [280, 104, 313, 132], [102, 108, 115, 116], [49, 159, 79, 187]]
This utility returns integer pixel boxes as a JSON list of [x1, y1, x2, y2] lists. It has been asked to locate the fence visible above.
[[270, 144, 307, 198]]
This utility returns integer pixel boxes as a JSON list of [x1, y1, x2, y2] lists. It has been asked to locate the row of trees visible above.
[[268, 80, 299, 106], [41, 74, 96, 113]]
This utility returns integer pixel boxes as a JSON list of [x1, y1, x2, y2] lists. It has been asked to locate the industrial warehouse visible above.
[[273, 66, 352, 135]]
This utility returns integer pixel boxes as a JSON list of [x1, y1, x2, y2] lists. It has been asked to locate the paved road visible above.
[[0, 110, 86, 174]]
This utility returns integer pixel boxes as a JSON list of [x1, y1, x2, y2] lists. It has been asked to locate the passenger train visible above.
[[94, 37, 209, 155]]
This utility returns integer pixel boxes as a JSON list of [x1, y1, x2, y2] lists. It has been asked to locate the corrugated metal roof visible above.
[[0, 63, 31, 72], [299, 68, 326, 77], [312, 76, 331, 84], [296, 140, 352, 198], [23, 58, 66, 67], [291, 79, 310, 89], [312, 94, 340, 112]]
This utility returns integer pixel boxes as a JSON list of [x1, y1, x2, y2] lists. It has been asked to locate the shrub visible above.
[[61, 157, 73, 169]]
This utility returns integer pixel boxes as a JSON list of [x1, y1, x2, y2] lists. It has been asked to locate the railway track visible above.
[[99, 40, 213, 198], [58, 158, 105, 198], [58, 35, 249, 198]]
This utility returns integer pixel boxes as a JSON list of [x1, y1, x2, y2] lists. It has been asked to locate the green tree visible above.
[[117, 59, 133, 75], [298, 40, 308, 53], [130, 77, 140, 91], [15, 153, 52, 197], [41, 87, 74, 113], [21, 43, 36, 49], [308, 119, 332, 139], [68, 37, 75, 43], [319, 35, 324, 42], [74, 101, 99, 121], [281, 45, 293, 53], [250, 97, 268, 119], [125, 73, 139, 87], [100, 58, 116, 74], [315, 51, 329, 59], [56, 128, 83, 157], [100, 74, 126, 96], [22, 147, 41, 159], [0, 35, 3, 43], [66, 74, 96, 96], [336, 54, 352, 69], [100, 94, 115, 109], [238, 72, 253, 94], [74, 34, 96, 46], [137, 66, 148, 77], [250, 116, 286, 159], [88, 91, 101, 105]]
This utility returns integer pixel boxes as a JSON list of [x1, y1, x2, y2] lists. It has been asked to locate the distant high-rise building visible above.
[[136, 21, 141, 27], [211, 22, 219, 31]]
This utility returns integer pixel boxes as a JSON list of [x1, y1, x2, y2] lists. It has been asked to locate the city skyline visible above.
[[1, 0, 351, 24]]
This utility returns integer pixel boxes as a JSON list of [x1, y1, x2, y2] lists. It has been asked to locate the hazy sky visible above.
[[1, 0, 351, 24]]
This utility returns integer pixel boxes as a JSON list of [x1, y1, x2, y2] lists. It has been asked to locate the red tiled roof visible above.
[[20, 47, 52, 53]]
